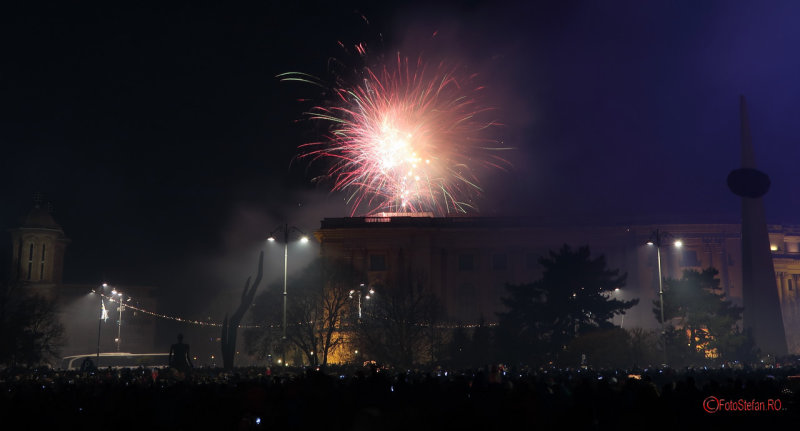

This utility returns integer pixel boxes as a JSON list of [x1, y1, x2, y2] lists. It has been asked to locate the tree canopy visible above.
[[656, 268, 754, 365], [0, 283, 64, 368], [496, 245, 637, 365]]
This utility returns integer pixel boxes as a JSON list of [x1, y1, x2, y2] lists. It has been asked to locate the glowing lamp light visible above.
[[102, 283, 108, 288], [300, 236, 309, 244], [674, 240, 683, 248], [614, 288, 620, 292], [770, 245, 778, 251], [267, 237, 275, 242], [646, 241, 654, 246]]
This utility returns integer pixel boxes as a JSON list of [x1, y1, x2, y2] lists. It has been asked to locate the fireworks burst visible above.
[[281, 51, 508, 216]]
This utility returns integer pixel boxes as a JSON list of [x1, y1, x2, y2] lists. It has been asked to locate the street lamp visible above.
[[93, 284, 111, 366], [611, 288, 624, 328], [349, 283, 375, 320], [112, 290, 125, 351], [647, 229, 682, 365], [268, 224, 309, 339]]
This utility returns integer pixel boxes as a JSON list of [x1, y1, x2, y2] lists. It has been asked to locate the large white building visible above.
[[315, 215, 800, 354]]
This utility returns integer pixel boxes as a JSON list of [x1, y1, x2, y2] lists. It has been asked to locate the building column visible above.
[[777, 272, 785, 302]]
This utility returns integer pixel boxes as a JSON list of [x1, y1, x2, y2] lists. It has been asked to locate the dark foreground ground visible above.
[[1, 365, 798, 430]]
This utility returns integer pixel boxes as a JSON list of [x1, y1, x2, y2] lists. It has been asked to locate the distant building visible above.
[[8, 203, 158, 359], [315, 215, 800, 354], [9, 204, 69, 288]]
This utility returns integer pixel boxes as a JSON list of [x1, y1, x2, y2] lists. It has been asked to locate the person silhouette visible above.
[[80, 357, 95, 372], [169, 333, 193, 372]]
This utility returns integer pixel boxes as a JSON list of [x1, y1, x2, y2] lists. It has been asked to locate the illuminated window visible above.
[[492, 253, 507, 270], [27, 243, 33, 280], [40, 243, 46, 280], [458, 254, 474, 271]]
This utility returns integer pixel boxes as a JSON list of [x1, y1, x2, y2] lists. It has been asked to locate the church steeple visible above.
[[9, 195, 69, 285]]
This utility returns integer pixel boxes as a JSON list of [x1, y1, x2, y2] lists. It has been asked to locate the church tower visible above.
[[9, 196, 69, 286]]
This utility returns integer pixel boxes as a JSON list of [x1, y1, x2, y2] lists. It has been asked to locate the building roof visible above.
[[20, 205, 63, 231]]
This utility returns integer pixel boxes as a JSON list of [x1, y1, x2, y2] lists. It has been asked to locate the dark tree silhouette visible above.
[[221, 251, 263, 370], [447, 325, 470, 368], [656, 267, 755, 365], [496, 245, 637, 366], [628, 327, 660, 367], [354, 278, 442, 369], [0, 282, 63, 368], [247, 258, 361, 368]]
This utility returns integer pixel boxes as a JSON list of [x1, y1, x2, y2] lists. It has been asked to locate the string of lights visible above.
[[92, 291, 497, 330], [360, 312, 498, 329], [95, 291, 262, 329]]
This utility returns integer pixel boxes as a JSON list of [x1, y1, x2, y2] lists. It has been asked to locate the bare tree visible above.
[[286, 259, 355, 367], [246, 258, 360, 368], [628, 327, 659, 367], [0, 281, 64, 368], [355, 278, 442, 369], [221, 251, 263, 370]]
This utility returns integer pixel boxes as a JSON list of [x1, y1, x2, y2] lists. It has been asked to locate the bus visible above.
[[60, 352, 170, 370]]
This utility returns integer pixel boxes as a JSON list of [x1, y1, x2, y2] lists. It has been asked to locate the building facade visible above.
[[9, 204, 69, 289], [315, 215, 800, 354]]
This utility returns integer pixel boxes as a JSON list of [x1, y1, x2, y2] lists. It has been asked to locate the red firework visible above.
[[283, 52, 507, 216]]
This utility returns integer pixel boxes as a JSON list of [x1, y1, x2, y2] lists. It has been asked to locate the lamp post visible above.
[[610, 288, 624, 328], [111, 289, 125, 351], [268, 224, 309, 339], [647, 229, 682, 365], [95, 283, 110, 366], [349, 283, 375, 321]]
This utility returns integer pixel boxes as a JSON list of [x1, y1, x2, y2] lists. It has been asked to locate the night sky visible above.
[[2, 1, 800, 317]]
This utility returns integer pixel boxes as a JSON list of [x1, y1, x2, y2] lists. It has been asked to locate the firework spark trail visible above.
[[283, 52, 509, 216]]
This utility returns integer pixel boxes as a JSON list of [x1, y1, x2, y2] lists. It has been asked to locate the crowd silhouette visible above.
[[0, 363, 798, 430]]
